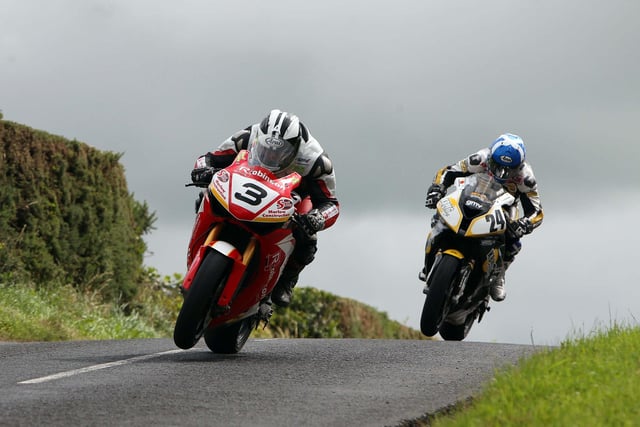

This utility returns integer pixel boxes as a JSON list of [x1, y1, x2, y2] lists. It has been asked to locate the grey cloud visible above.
[[2, 0, 639, 343]]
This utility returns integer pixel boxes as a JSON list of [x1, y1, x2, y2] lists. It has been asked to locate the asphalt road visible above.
[[0, 338, 541, 426]]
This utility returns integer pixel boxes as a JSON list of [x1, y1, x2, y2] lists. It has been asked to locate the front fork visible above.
[[422, 219, 446, 290], [182, 223, 256, 310], [426, 249, 474, 304], [188, 224, 273, 329]]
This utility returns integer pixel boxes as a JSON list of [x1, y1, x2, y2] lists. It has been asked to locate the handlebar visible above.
[[185, 182, 210, 188]]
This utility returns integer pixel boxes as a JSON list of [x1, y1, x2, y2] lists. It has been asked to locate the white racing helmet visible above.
[[248, 109, 302, 176]]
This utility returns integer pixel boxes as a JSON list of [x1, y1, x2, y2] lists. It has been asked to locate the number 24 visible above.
[[486, 210, 506, 232]]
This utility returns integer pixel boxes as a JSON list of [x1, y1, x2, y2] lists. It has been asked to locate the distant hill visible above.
[[267, 286, 426, 340]]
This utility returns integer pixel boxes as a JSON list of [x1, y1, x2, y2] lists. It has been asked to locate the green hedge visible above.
[[0, 120, 155, 301]]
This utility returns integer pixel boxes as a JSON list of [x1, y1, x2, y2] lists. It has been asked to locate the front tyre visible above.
[[420, 254, 460, 337], [204, 317, 256, 354], [173, 251, 232, 350], [439, 317, 474, 341]]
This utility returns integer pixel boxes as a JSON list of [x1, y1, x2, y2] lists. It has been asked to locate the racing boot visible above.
[[490, 261, 511, 302], [271, 260, 305, 307], [272, 233, 317, 307], [271, 274, 298, 307]]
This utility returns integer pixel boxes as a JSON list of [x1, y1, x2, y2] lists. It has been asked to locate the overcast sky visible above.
[[2, 0, 639, 345]]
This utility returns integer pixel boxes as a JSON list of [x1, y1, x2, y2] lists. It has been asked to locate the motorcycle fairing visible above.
[[209, 151, 301, 223], [213, 231, 295, 309], [437, 197, 463, 231], [437, 174, 515, 237], [465, 203, 507, 236], [182, 228, 244, 294]]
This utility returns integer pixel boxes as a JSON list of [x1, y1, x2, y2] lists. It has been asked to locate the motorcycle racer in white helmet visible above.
[[190, 109, 340, 307], [421, 133, 544, 301]]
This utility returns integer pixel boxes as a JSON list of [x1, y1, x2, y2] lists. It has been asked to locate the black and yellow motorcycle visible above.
[[420, 173, 517, 340]]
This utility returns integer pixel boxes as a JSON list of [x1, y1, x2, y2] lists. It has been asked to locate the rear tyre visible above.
[[173, 251, 231, 350], [420, 254, 460, 337], [204, 317, 256, 354]]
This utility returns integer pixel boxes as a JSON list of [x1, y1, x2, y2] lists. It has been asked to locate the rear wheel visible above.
[[173, 251, 231, 349], [204, 317, 256, 354], [420, 254, 460, 337]]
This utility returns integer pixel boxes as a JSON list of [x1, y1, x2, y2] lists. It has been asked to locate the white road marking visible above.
[[18, 349, 185, 385]]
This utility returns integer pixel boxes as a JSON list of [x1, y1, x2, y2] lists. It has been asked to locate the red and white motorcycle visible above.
[[173, 150, 310, 353]]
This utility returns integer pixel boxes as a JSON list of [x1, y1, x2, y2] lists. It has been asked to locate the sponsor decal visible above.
[[505, 183, 517, 193], [212, 180, 227, 198], [277, 199, 293, 210], [261, 210, 290, 218], [440, 198, 455, 215], [500, 155, 513, 164], [323, 204, 339, 219], [465, 199, 483, 210], [264, 252, 283, 283], [238, 166, 288, 190], [264, 252, 282, 269], [218, 170, 230, 182], [265, 137, 285, 147]]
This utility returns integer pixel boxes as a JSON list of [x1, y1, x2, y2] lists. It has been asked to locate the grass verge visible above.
[[401, 322, 640, 426], [0, 272, 424, 341], [0, 282, 164, 341]]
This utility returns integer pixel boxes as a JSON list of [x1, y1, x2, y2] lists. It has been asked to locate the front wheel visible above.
[[439, 316, 475, 341], [173, 251, 232, 350], [204, 317, 256, 354], [420, 254, 461, 337]]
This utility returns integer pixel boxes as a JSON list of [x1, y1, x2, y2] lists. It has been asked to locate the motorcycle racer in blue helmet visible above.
[[421, 133, 544, 302]]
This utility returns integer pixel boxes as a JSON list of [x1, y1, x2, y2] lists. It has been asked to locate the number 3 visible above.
[[234, 183, 267, 206]]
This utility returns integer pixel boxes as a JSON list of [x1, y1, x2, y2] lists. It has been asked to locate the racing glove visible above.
[[425, 184, 446, 208], [190, 167, 217, 187], [297, 209, 325, 238], [508, 217, 533, 239]]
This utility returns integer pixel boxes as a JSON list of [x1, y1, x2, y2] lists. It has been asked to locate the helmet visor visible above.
[[488, 158, 520, 181], [249, 136, 297, 172]]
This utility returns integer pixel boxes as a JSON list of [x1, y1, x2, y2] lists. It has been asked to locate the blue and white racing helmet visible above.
[[488, 133, 526, 182]]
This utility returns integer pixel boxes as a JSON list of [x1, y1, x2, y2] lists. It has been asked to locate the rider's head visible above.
[[488, 133, 526, 183], [248, 109, 303, 176]]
